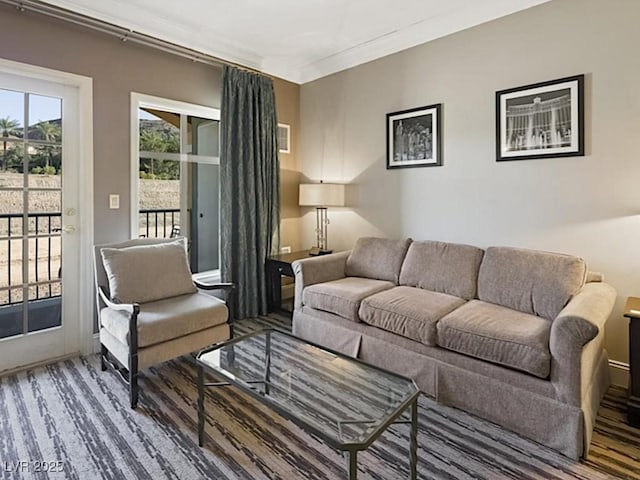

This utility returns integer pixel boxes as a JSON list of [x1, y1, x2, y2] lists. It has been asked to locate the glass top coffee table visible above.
[[196, 328, 419, 479]]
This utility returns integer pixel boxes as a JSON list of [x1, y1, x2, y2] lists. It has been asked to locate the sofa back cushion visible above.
[[345, 237, 411, 284], [477, 247, 586, 321], [399, 240, 484, 300]]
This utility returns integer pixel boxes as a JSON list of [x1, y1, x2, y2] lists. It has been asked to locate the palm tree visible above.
[[0, 117, 20, 171], [140, 130, 166, 176], [35, 121, 61, 168]]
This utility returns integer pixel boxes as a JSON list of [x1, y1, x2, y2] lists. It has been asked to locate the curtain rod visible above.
[[0, 0, 266, 76]]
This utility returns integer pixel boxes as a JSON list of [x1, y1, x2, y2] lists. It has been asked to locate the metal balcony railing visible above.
[[0, 212, 62, 306], [139, 208, 180, 238], [0, 209, 180, 306]]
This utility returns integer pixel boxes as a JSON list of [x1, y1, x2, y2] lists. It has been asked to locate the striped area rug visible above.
[[0, 314, 633, 479]]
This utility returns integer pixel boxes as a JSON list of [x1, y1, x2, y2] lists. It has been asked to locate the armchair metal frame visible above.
[[94, 237, 234, 409]]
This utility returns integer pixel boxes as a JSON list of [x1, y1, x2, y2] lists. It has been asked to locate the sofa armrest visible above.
[[549, 282, 616, 405], [292, 251, 350, 310]]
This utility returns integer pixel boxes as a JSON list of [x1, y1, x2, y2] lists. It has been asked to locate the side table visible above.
[[623, 297, 640, 427], [266, 250, 310, 312]]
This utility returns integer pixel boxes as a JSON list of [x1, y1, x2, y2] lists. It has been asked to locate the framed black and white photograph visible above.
[[496, 74, 584, 161], [386, 103, 442, 169]]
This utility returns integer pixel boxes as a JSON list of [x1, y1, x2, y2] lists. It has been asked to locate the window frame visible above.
[[129, 92, 220, 238]]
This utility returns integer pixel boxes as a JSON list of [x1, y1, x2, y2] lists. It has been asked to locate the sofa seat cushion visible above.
[[303, 277, 395, 322], [359, 286, 466, 346], [101, 292, 228, 348], [436, 300, 551, 378]]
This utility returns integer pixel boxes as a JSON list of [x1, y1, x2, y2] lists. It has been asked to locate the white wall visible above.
[[299, 0, 640, 366]]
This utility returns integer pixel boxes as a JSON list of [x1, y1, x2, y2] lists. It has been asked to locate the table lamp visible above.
[[299, 182, 345, 255]]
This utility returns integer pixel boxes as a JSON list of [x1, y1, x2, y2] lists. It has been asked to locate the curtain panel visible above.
[[220, 66, 280, 319]]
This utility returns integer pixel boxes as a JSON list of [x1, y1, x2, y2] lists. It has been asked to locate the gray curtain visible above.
[[220, 66, 280, 319]]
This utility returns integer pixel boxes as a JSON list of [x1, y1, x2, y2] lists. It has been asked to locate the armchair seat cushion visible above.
[[100, 292, 228, 348], [303, 277, 394, 322], [436, 300, 552, 378], [359, 286, 466, 346]]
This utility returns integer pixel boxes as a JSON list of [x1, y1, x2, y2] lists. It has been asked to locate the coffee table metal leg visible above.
[[198, 364, 205, 447], [409, 397, 418, 479], [264, 331, 271, 395], [348, 449, 358, 479]]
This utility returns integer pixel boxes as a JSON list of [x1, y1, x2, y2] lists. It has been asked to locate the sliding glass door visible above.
[[132, 94, 220, 276]]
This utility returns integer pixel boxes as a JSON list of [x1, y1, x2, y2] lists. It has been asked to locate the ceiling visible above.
[[41, 0, 551, 84]]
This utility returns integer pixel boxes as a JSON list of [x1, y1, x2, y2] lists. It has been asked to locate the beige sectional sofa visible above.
[[291, 237, 616, 459]]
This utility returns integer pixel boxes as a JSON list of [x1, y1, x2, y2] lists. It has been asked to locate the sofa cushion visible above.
[[477, 246, 586, 321], [303, 277, 395, 322], [359, 286, 466, 346], [101, 239, 197, 304], [437, 300, 552, 378], [100, 292, 228, 348], [345, 237, 411, 284], [399, 240, 484, 300]]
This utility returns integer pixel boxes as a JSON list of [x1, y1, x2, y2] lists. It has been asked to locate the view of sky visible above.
[[139, 109, 160, 120], [1, 88, 162, 129], [0, 88, 62, 127]]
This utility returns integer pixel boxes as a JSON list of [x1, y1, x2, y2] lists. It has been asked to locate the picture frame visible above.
[[277, 123, 290, 154], [496, 74, 584, 162], [386, 103, 442, 169]]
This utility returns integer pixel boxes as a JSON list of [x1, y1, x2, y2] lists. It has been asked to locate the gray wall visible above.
[[299, 0, 640, 365], [0, 5, 222, 244]]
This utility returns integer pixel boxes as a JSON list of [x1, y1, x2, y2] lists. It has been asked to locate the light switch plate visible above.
[[109, 194, 119, 209]]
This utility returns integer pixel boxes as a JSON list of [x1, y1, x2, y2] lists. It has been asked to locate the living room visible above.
[[0, 0, 638, 479]]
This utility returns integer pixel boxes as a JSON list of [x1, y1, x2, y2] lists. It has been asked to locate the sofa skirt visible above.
[[293, 307, 604, 460]]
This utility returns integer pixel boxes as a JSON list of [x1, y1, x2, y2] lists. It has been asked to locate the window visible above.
[[0, 88, 63, 338], [131, 94, 220, 275]]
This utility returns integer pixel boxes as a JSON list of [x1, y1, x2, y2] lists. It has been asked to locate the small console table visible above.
[[266, 250, 311, 312], [623, 297, 640, 427]]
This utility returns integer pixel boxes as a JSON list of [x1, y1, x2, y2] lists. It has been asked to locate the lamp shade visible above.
[[299, 183, 345, 207]]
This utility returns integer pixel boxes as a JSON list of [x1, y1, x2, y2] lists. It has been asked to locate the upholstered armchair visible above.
[[93, 237, 233, 408]]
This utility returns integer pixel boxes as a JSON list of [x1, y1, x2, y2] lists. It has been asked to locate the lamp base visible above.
[[308, 247, 333, 256]]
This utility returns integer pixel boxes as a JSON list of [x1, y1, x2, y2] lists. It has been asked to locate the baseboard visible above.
[[609, 360, 630, 388], [0, 352, 79, 378]]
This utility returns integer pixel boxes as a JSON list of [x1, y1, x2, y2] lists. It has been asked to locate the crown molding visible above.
[[291, 0, 551, 84], [37, 0, 551, 85]]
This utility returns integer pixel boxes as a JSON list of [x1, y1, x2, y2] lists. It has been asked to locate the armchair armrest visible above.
[[292, 251, 350, 310], [193, 281, 235, 322], [98, 286, 140, 315], [98, 285, 141, 358], [194, 281, 234, 292], [549, 282, 616, 405]]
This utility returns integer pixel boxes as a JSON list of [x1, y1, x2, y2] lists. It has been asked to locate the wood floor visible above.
[[587, 386, 640, 479]]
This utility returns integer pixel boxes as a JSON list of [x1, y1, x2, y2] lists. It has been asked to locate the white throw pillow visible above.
[[101, 240, 197, 304]]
